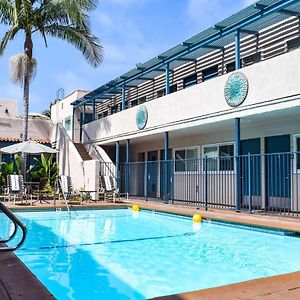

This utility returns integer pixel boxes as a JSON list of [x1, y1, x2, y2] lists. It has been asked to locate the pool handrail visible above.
[[0, 202, 27, 252]]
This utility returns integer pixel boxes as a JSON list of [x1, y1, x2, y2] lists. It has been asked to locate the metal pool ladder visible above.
[[0, 202, 27, 252]]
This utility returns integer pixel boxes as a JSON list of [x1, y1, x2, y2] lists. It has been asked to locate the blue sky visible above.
[[0, 0, 253, 114]]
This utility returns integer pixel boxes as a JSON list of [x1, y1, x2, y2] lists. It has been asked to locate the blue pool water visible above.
[[2, 208, 300, 299]]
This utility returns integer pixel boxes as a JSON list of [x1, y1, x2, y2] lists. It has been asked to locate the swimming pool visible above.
[[2, 208, 300, 299]]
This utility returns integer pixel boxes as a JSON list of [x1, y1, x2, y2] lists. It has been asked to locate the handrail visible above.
[[0, 202, 27, 252], [81, 127, 117, 180]]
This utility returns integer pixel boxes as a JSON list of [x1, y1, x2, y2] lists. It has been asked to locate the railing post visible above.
[[125, 139, 130, 195], [205, 156, 208, 211], [122, 84, 126, 111], [165, 62, 170, 95], [115, 141, 120, 190], [235, 118, 241, 211], [72, 106, 75, 141], [145, 160, 148, 201], [248, 153, 252, 213], [164, 132, 169, 202], [235, 29, 241, 70], [92, 99, 96, 121]]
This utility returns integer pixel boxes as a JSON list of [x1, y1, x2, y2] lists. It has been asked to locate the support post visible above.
[[72, 106, 75, 141], [235, 29, 241, 70], [92, 99, 96, 121], [83, 104, 86, 125], [164, 132, 169, 202], [115, 141, 120, 190], [235, 118, 241, 211], [205, 156, 208, 211], [145, 160, 148, 201], [248, 152, 252, 213], [125, 139, 130, 195], [165, 63, 170, 95], [122, 85, 126, 111]]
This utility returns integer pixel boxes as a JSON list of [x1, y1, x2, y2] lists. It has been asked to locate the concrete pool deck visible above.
[[2, 199, 300, 299]]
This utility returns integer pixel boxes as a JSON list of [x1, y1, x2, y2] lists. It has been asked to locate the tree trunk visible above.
[[22, 34, 33, 142], [21, 34, 33, 177]]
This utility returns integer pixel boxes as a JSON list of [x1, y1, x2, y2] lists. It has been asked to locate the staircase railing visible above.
[[81, 127, 117, 181], [0, 202, 27, 252]]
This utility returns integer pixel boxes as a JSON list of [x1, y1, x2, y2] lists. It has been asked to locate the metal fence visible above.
[[100, 152, 300, 217]]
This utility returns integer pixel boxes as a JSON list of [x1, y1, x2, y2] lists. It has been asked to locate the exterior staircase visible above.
[[74, 143, 92, 161]]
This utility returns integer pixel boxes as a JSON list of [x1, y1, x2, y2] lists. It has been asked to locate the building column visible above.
[[235, 29, 241, 70], [115, 141, 120, 190], [72, 106, 75, 141], [164, 132, 169, 201], [122, 85, 126, 111], [165, 62, 170, 95], [235, 118, 241, 211], [125, 139, 130, 194], [92, 99, 96, 121]]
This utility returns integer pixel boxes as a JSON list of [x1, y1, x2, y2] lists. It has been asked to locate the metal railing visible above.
[[81, 127, 117, 181], [0, 202, 27, 252], [112, 152, 300, 218]]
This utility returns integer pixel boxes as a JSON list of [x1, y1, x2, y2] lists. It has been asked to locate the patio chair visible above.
[[6, 174, 28, 205], [59, 175, 80, 204], [99, 175, 128, 203], [32, 177, 51, 204]]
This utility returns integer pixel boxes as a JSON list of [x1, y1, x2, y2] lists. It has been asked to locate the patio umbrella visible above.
[[0, 140, 57, 154]]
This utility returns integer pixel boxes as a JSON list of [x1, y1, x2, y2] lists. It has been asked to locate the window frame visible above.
[[293, 134, 300, 172], [183, 73, 198, 89], [202, 142, 235, 173], [173, 146, 200, 174]]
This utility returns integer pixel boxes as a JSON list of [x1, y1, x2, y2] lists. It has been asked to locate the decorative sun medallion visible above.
[[136, 105, 148, 130], [224, 72, 249, 107]]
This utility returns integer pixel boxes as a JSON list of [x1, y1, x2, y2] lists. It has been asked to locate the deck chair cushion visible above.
[[10, 175, 20, 192], [60, 175, 69, 195], [104, 176, 113, 192]]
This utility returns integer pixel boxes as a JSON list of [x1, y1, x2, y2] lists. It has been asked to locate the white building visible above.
[[52, 0, 300, 214]]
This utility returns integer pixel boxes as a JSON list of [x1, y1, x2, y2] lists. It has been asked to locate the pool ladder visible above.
[[0, 202, 27, 252]]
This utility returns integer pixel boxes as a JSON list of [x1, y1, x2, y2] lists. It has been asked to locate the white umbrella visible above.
[[0, 140, 57, 154]]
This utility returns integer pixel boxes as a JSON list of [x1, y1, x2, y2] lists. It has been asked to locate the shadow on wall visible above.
[[13, 215, 144, 300], [55, 124, 70, 176]]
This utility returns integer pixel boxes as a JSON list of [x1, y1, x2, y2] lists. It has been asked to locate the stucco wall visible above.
[[83, 49, 300, 144]]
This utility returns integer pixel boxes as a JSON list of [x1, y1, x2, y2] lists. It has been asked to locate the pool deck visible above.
[[2, 199, 300, 299], [0, 243, 55, 300]]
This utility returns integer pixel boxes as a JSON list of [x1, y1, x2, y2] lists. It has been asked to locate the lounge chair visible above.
[[6, 175, 28, 205], [59, 175, 80, 204], [32, 177, 50, 204], [99, 175, 128, 203]]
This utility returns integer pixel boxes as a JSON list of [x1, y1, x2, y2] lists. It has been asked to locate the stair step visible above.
[[74, 143, 92, 161]]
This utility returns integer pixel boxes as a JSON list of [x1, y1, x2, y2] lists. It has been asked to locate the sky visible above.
[[0, 0, 254, 114]]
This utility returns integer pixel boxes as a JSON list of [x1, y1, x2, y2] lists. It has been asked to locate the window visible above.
[[131, 99, 138, 107], [183, 74, 197, 88], [242, 52, 261, 67], [131, 96, 146, 107], [157, 84, 177, 98], [287, 37, 300, 52], [110, 104, 119, 114], [103, 111, 108, 117], [203, 144, 234, 171], [295, 136, 300, 170], [174, 147, 198, 172], [64, 117, 71, 132], [202, 65, 219, 81]]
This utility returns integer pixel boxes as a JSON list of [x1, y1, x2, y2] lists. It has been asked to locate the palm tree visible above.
[[0, 0, 103, 142]]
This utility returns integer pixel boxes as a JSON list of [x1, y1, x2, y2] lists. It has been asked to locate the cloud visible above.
[[54, 71, 90, 95], [186, 0, 256, 29]]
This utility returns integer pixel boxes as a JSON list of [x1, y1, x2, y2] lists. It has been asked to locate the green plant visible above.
[[28, 154, 58, 185], [0, 154, 21, 193]]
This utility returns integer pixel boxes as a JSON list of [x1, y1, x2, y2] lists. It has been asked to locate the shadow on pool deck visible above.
[[2, 213, 144, 300]]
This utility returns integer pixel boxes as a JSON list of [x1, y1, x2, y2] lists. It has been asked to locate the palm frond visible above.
[[10, 53, 37, 85], [0, 0, 14, 25], [0, 26, 20, 56], [45, 24, 103, 67]]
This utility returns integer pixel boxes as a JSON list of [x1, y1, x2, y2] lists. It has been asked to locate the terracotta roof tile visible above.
[[0, 137, 50, 144]]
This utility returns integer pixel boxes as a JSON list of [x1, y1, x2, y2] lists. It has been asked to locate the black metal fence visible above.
[[100, 152, 300, 217]]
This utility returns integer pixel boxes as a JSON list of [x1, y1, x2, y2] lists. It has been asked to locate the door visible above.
[[147, 151, 158, 198], [241, 138, 261, 209], [160, 149, 173, 200], [265, 135, 291, 210]]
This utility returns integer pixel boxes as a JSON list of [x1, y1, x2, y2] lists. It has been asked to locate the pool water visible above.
[[2, 208, 300, 299]]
